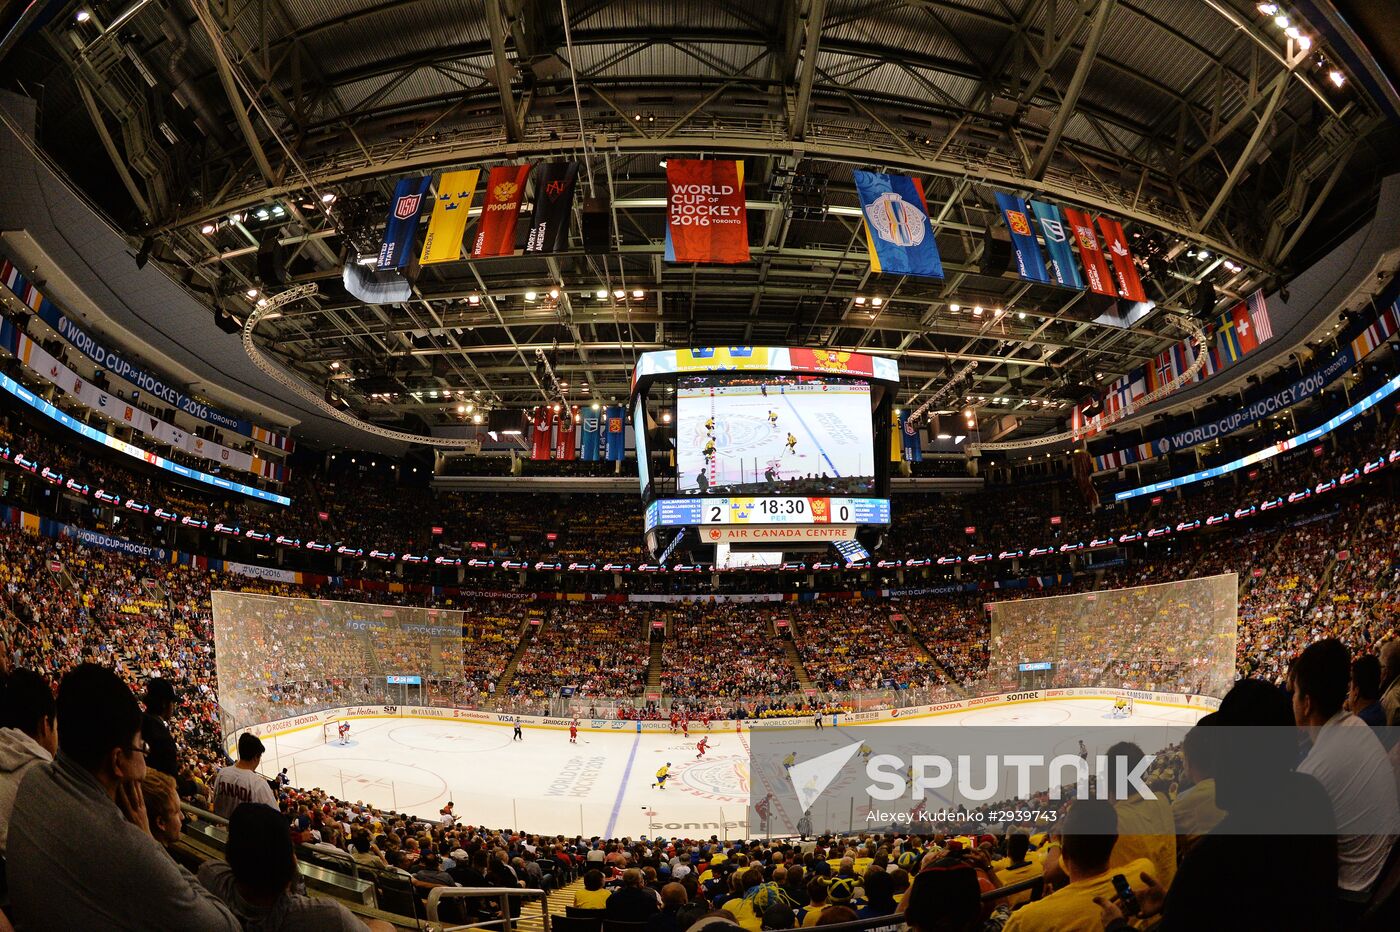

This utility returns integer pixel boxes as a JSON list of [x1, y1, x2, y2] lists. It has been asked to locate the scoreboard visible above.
[[645, 496, 891, 531]]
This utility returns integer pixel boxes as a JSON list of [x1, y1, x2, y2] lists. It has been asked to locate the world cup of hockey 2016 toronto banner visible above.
[[664, 159, 750, 264]]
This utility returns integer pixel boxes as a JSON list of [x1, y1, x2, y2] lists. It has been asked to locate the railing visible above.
[[427, 886, 551, 931]]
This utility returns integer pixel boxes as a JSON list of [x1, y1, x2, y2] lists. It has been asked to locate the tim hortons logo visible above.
[[394, 194, 422, 219]]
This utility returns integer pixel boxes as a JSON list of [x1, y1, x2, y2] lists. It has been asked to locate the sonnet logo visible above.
[[788, 740, 1156, 809]]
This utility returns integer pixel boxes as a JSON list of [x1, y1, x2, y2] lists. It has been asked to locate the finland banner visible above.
[[378, 176, 432, 270], [1029, 200, 1084, 289], [604, 405, 627, 462], [525, 161, 579, 254], [994, 192, 1050, 284], [853, 170, 944, 279]]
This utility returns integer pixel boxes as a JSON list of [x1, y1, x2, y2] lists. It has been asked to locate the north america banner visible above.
[[853, 170, 944, 279], [378, 175, 433, 270], [525, 161, 580, 254], [473, 164, 532, 258], [664, 159, 749, 264]]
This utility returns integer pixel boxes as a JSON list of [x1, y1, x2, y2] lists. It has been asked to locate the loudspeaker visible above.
[[214, 304, 242, 334], [257, 232, 286, 286], [980, 228, 1015, 275], [488, 409, 517, 433], [1193, 281, 1217, 318], [582, 195, 611, 253]]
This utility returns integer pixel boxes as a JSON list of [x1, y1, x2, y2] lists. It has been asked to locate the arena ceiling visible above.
[[2, 0, 1395, 444]]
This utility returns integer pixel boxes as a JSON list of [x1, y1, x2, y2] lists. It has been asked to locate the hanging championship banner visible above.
[[580, 407, 603, 461], [1029, 201, 1084, 289], [604, 405, 627, 461], [889, 408, 902, 463], [1096, 216, 1148, 302], [555, 405, 578, 460], [1061, 208, 1116, 297], [898, 410, 922, 463], [852, 170, 945, 279], [994, 192, 1050, 284], [664, 159, 749, 264], [378, 176, 433, 270], [525, 161, 579, 254], [530, 407, 553, 460], [419, 169, 480, 265], [472, 164, 532, 258]]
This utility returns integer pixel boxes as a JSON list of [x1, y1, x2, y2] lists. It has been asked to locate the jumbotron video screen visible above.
[[676, 374, 876, 497]]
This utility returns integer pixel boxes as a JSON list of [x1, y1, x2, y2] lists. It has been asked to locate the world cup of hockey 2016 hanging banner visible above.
[[472, 164, 533, 258], [525, 161, 579, 254], [664, 159, 749, 264], [853, 170, 945, 279], [378, 176, 433, 270]]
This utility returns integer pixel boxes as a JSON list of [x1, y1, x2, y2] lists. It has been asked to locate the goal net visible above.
[[322, 721, 344, 743], [986, 573, 1238, 698], [211, 590, 465, 733]]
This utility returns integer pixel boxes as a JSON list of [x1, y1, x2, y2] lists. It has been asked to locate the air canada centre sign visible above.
[[703, 525, 857, 543]]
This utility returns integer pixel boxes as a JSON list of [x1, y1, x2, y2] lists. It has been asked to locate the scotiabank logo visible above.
[[454, 710, 491, 720]]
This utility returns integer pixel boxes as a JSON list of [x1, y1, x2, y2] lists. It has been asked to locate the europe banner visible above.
[[1095, 216, 1147, 302], [555, 405, 578, 460], [525, 161, 580, 254], [419, 169, 480, 265], [1061, 208, 1115, 297], [853, 170, 944, 279], [1029, 201, 1084, 289], [580, 408, 603, 461], [472, 164, 532, 258], [898, 410, 923, 463], [664, 159, 749, 264], [604, 405, 627, 462], [377, 176, 433, 270], [995, 192, 1050, 284], [531, 407, 553, 461]]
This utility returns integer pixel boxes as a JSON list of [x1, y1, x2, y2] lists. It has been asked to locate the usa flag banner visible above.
[[378, 176, 433, 270]]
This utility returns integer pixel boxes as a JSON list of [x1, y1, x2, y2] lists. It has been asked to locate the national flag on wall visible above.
[[1248, 290, 1273, 343], [1062, 208, 1115, 297], [1215, 307, 1247, 362], [580, 407, 603, 461], [1029, 200, 1084, 289], [995, 192, 1051, 284], [419, 169, 480, 265], [525, 161, 579, 254], [1095, 216, 1147, 302], [1146, 348, 1178, 393], [377, 176, 433, 270], [603, 405, 627, 462], [555, 405, 578, 460], [530, 407, 553, 460], [472, 164, 532, 258], [853, 171, 945, 278], [664, 159, 749, 264]]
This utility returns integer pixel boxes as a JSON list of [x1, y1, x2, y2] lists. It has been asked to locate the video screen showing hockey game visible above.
[[676, 374, 876, 496], [986, 573, 1238, 698], [211, 590, 465, 731]]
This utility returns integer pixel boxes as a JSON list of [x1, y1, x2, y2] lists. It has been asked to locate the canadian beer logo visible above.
[[394, 194, 422, 219]]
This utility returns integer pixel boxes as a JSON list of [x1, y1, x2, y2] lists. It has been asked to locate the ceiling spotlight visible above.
[[548, 288, 560, 299], [972, 305, 984, 317], [1256, 3, 1278, 15], [525, 291, 537, 301], [949, 303, 960, 312], [200, 222, 216, 235], [1273, 14, 1289, 28], [596, 289, 608, 299], [255, 209, 269, 221], [632, 289, 644, 299], [659, 159, 668, 168], [456, 404, 465, 414], [75, 9, 91, 23], [661, 412, 672, 424], [321, 193, 336, 204], [467, 294, 481, 305], [330, 361, 341, 370], [613, 289, 625, 299], [993, 307, 1004, 318], [228, 213, 244, 224], [245, 288, 259, 298], [256, 298, 268, 307], [854, 296, 866, 306], [1197, 249, 1210, 259], [471, 413, 483, 424], [465, 403, 474, 413], [1329, 69, 1346, 87], [871, 297, 883, 307], [1017, 311, 1026, 320], [1285, 26, 1302, 40], [1297, 34, 1311, 50], [634, 113, 642, 121]]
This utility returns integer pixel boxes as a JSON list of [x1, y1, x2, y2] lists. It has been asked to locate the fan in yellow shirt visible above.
[[989, 834, 1043, 907], [1003, 800, 1157, 932]]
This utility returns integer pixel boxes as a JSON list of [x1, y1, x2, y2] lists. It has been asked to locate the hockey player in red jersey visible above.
[[569, 720, 579, 744], [681, 717, 690, 738], [695, 736, 710, 759], [669, 712, 681, 734]]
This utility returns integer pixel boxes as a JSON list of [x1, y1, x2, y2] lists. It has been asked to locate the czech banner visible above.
[[1095, 216, 1147, 302], [1061, 208, 1115, 297], [580, 408, 603, 461], [555, 405, 578, 460], [525, 161, 579, 254], [604, 405, 627, 462], [531, 407, 553, 460], [898, 410, 923, 463], [664, 159, 749, 264], [852, 170, 944, 279], [995, 192, 1050, 284], [472, 164, 532, 258], [1029, 201, 1084, 289], [377, 175, 432, 270], [419, 169, 480, 265]]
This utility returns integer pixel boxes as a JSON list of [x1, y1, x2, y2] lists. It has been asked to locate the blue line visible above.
[[604, 731, 642, 837], [781, 390, 840, 476]]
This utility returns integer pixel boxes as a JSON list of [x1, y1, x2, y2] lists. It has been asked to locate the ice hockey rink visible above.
[[255, 697, 1207, 839]]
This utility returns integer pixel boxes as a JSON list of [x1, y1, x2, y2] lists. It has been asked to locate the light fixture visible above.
[[596, 289, 608, 299], [993, 307, 1004, 318], [871, 297, 883, 307], [1198, 249, 1210, 259], [75, 9, 91, 22], [1274, 14, 1289, 28], [330, 361, 341, 370], [245, 288, 259, 298], [634, 113, 642, 121], [525, 291, 537, 301], [200, 222, 216, 235], [1256, 3, 1278, 15], [1329, 69, 1345, 87], [471, 413, 483, 424], [1285, 26, 1302, 40], [255, 209, 269, 220], [1297, 34, 1311, 50], [972, 305, 984, 317], [321, 193, 336, 204], [465, 403, 474, 414], [662, 412, 672, 424], [949, 303, 960, 312], [854, 296, 866, 306], [613, 289, 625, 299], [548, 288, 560, 299], [256, 298, 268, 307], [271, 205, 285, 216], [632, 289, 644, 299], [467, 294, 481, 305], [1017, 311, 1026, 320], [456, 404, 465, 414]]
